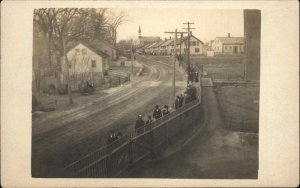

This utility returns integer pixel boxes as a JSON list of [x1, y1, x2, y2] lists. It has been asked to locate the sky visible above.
[[112, 9, 244, 43]]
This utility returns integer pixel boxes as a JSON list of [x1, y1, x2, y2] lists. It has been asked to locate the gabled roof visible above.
[[141, 43, 153, 49], [216, 37, 244, 44], [147, 42, 159, 49], [152, 41, 165, 48], [141, 36, 162, 42], [161, 39, 174, 47], [66, 41, 109, 58], [170, 35, 204, 45]]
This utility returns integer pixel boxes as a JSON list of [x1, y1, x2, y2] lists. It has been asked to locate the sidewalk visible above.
[[124, 87, 258, 178]]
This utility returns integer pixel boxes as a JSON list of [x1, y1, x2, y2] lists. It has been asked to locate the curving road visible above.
[[32, 55, 186, 177]]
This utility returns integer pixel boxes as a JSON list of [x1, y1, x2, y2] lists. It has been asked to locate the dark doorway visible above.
[[233, 46, 238, 53]]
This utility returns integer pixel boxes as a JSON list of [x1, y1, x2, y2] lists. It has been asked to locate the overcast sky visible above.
[[112, 9, 244, 43]]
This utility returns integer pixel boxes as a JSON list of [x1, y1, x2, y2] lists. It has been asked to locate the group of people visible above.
[[188, 66, 200, 83], [107, 84, 198, 146], [175, 83, 197, 109], [135, 104, 171, 135]]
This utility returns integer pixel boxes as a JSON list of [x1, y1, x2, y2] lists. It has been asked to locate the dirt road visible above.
[[32, 55, 186, 177]]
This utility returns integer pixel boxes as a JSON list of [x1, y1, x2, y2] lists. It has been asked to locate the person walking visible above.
[[194, 71, 199, 82], [162, 105, 170, 116], [179, 94, 184, 107], [135, 115, 145, 135], [175, 96, 180, 109], [145, 115, 154, 131], [184, 91, 192, 104], [153, 105, 162, 120], [146, 115, 153, 124]]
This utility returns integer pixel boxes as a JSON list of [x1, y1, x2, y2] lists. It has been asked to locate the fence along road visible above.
[[32, 55, 187, 177], [65, 79, 203, 178]]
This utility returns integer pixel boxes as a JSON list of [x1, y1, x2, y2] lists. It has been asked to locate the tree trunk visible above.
[[62, 35, 73, 105]]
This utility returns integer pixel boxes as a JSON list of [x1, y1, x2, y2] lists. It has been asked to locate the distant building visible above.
[[170, 35, 204, 55], [212, 34, 244, 54], [137, 26, 162, 47], [160, 39, 174, 56]]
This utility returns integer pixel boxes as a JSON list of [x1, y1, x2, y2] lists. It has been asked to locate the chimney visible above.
[[228, 33, 230, 37]]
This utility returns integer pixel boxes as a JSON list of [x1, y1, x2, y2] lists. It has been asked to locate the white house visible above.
[[169, 35, 204, 55], [61, 42, 109, 90], [212, 33, 244, 54]]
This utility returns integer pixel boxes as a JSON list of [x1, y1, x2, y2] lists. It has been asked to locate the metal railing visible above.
[[64, 98, 202, 177], [63, 61, 203, 178]]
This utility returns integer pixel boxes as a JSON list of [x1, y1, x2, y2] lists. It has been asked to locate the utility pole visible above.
[[165, 29, 188, 102], [131, 39, 134, 74], [183, 22, 195, 85]]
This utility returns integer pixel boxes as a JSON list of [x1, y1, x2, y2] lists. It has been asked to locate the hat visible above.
[[155, 105, 159, 108], [138, 114, 142, 118], [164, 105, 169, 108]]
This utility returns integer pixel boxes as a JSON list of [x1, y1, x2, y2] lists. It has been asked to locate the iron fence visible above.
[[64, 98, 202, 178], [63, 64, 203, 178]]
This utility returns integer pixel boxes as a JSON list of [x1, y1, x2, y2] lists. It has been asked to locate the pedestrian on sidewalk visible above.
[[175, 96, 180, 109], [179, 94, 184, 107], [145, 115, 154, 131], [135, 114, 145, 135], [146, 115, 153, 125], [162, 105, 170, 116], [153, 105, 162, 120]]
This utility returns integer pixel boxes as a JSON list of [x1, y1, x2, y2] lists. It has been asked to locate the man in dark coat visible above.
[[191, 85, 197, 100], [175, 96, 180, 109], [135, 115, 145, 135], [179, 94, 184, 107], [184, 92, 192, 104], [162, 105, 170, 116], [145, 115, 154, 131], [194, 72, 199, 82], [153, 105, 162, 119], [146, 115, 153, 124]]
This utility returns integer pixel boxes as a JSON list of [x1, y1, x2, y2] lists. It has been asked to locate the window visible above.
[[230, 46, 232, 50], [192, 41, 196, 46], [82, 48, 87, 55], [75, 48, 80, 53], [196, 42, 199, 46], [225, 46, 227, 50], [195, 48, 199, 53], [92, 60, 96, 68]]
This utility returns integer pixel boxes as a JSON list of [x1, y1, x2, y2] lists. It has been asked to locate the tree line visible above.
[[33, 8, 127, 104]]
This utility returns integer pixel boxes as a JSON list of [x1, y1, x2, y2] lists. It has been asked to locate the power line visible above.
[[164, 29, 188, 102], [183, 22, 195, 84]]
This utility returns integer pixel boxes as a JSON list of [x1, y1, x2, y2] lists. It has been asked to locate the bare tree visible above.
[[52, 8, 79, 104], [107, 11, 128, 52], [33, 9, 64, 69]]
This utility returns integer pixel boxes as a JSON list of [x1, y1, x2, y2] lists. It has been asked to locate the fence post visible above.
[[128, 139, 134, 165], [166, 122, 169, 146], [105, 155, 110, 178]]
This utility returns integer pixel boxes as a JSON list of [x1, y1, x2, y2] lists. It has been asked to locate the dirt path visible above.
[[32, 55, 186, 177], [124, 87, 258, 179]]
